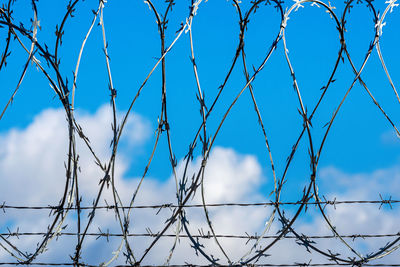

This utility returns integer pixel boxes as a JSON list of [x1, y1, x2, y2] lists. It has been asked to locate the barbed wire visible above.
[[2, 231, 400, 241], [0, 0, 399, 266], [0, 198, 399, 210]]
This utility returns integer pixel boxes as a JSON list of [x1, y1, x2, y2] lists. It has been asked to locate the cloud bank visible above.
[[0, 105, 399, 266]]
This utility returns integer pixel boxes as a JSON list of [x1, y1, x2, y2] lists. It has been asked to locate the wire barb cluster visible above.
[[0, 0, 399, 266]]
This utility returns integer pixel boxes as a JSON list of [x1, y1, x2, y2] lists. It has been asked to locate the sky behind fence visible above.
[[0, 0, 400, 266]]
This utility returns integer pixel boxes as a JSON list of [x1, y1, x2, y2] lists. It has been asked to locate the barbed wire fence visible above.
[[0, 0, 399, 266]]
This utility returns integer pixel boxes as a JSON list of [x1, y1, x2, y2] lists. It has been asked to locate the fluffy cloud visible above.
[[0, 105, 150, 207], [0, 105, 271, 265], [0, 105, 399, 266]]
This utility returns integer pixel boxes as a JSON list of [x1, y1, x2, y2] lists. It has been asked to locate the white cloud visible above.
[[380, 129, 400, 146], [0, 104, 153, 264], [318, 164, 400, 200], [287, 165, 400, 264], [0, 105, 399, 266], [0, 104, 150, 207], [0, 105, 272, 265]]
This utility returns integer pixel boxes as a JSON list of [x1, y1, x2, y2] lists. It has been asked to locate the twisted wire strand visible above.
[[0, 0, 399, 266]]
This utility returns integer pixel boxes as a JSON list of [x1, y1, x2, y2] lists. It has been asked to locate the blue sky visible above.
[[1, 0, 399, 174], [2, 0, 399, 199], [1, 0, 400, 265]]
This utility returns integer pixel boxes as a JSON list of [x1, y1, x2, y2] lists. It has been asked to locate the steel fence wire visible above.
[[0, 0, 399, 266]]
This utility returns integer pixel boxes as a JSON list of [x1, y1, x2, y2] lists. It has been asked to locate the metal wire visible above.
[[0, 0, 399, 266]]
